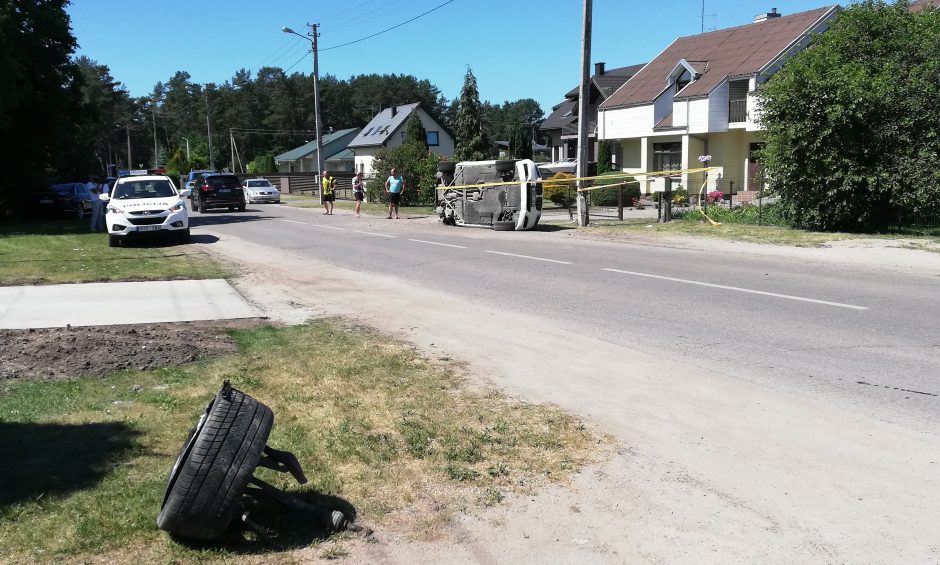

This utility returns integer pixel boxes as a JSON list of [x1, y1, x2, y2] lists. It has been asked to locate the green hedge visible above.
[[676, 203, 788, 226], [588, 172, 640, 206]]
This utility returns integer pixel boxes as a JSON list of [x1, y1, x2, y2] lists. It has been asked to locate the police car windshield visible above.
[[113, 180, 176, 200]]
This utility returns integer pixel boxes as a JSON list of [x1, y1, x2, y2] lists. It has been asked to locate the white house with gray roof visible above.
[[274, 128, 361, 173], [347, 103, 454, 176]]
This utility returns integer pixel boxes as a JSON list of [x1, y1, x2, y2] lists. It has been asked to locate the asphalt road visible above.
[[192, 204, 940, 426]]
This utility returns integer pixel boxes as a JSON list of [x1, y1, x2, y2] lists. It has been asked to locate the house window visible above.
[[426, 131, 439, 146], [675, 69, 692, 93], [653, 142, 682, 172], [729, 79, 749, 123]]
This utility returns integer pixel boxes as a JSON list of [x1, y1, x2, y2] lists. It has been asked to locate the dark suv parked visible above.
[[191, 173, 245, 213], [31, 182, 94, 218]]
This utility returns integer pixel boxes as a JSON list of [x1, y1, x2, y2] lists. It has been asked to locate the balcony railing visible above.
[[729, 99, 747, 123]]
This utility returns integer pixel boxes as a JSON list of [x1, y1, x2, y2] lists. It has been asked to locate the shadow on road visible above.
[[188, 214, 269, 228]]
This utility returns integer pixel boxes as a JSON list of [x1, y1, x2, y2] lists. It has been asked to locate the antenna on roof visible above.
[[700, 0, 716, 34]]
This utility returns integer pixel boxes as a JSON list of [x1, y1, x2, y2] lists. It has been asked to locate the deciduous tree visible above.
[[760, 0, 940, 231]]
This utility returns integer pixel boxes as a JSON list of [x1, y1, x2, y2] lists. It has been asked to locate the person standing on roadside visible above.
[[89, 176, 104, 232], [321, 170, 335, 215], [385, 167, 405, 219], [352, 171, 365, 217]]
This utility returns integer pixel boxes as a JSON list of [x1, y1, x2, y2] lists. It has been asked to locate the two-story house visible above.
[[541, 62, 645, 163], [347, 103, 454, 176], [598, 7, 837, 196]]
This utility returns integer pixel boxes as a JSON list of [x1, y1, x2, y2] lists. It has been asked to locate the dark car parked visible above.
[[190, 173, 245, 213], [31, 183, 94, 219]]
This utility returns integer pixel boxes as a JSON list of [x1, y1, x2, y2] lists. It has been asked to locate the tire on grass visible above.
[[157, 382, 273, 541]]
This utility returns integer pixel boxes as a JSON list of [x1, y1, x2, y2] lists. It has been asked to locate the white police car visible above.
[[100, 173, 191, 247]]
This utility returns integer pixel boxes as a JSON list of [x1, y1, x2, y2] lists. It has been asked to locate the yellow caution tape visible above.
[[435, 166, 720, 192], [696, 180, 722, 226]]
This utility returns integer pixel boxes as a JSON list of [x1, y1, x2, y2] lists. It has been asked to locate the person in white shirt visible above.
[[88, 176, 104, 232]]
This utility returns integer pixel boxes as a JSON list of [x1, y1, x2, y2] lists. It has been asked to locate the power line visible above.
[[320, 0, 457, 52], [283, 49, 312, 73]]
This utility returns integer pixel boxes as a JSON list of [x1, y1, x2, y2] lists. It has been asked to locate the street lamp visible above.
[[283, 24, 324, 205]]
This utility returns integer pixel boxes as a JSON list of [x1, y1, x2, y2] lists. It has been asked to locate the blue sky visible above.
[[67, 0, 836, 114]]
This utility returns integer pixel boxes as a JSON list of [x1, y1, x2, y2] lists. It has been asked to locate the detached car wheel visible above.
[[157, 382, 274, 541]]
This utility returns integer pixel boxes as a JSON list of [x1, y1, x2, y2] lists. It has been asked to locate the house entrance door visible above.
[[747, 142, 766, 191]]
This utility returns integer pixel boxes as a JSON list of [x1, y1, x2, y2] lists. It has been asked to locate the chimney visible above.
[[391, 106, 397, 117], [594, 62, 605, 76], [754, 8, 781, 23]]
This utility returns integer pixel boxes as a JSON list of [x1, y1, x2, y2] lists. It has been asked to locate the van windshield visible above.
[[113, 180, 177, 200]]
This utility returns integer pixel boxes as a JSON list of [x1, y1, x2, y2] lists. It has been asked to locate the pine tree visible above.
[[597, 142, 611, 174], [403, 110, 428, 149], [510, 126, 533, 160], [454, 68, 492, 161]]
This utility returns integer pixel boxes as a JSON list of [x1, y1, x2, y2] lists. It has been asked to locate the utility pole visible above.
[[152, 103, 159, 169], [206, 88, 214, 170], [310, 23, 324, 205], [282, 23, 324, 205], [575, 0, 592, 227], [230, 128, 235, 173], [126, 124, 132, 170], [181, 137, 190, 161]]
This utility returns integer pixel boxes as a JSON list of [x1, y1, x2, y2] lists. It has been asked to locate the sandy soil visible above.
[[194, 222, 940, 565]]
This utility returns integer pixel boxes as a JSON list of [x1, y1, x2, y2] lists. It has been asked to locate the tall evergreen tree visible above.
[[597, 142, 612, 174], [0, 0, 82, 211], [403, 110, 428, 149], [454, 68, 491, 161]]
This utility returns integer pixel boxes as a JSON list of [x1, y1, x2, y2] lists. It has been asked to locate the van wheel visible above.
[[493, 220, 515, 231], [494, 160, 516, 173], [157, 382, 274, 541]]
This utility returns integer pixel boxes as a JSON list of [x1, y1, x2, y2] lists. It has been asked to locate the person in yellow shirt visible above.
[[321, 170, 335, 215]]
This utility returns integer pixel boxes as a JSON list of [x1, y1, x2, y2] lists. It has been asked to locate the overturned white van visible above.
[[435, 159, 542, 231]]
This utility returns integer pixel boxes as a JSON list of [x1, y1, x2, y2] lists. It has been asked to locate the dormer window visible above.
[[667, 59, 704, 95], [675, 69, 692, 93]]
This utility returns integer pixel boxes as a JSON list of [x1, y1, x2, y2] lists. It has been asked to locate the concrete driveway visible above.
[[0, 279, 260, 329]]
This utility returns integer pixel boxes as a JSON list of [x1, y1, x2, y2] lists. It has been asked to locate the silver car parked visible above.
[[242, 178, 281, 204]]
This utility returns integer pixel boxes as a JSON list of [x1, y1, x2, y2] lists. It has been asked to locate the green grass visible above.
[[0, 219, 233, 285], [280, 194, 435, 216], [579, 206, 940, 248], [0, 321, 598, 563]]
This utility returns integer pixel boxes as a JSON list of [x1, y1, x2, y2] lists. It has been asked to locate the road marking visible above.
[[602, 268, 869, 310], [485, 251, 572, 265], [355, 230, 396, 238], [310, 224, 346, 231], [408, 239, 467, 249], [279, 219, 307, 225]]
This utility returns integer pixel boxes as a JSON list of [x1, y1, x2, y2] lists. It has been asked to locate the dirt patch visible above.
[[0, 319, 265, 381]]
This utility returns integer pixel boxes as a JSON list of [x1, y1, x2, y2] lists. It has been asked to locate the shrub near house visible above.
[[760, 1, 940, 231]]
